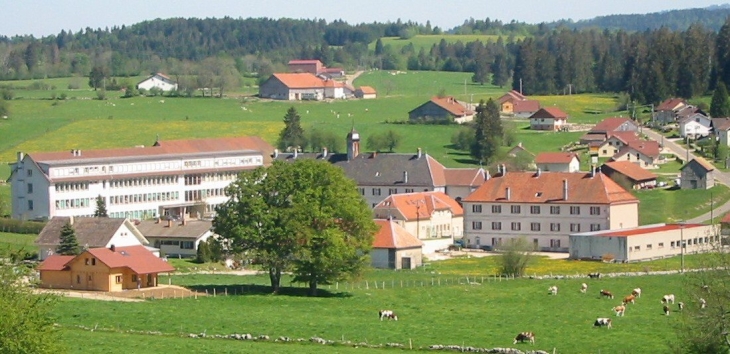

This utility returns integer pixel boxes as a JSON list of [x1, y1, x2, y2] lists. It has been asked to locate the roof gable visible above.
[[681, 157, 715, 172], [616, 140, 660, 159], [374, 191, 464, 221], [512, 100, 540, 113], [591, 117, 638, 133], [601, 161, 658, 182], [271, 73, 326, 89], [372, 219, 423, 249], [86, 245, 175, 274], [535, 152, 579, 164], [135, 219, 213, 239], [657, 98, 688, 112], [36, 217, 147, 248], [530, 107, 567, 119]]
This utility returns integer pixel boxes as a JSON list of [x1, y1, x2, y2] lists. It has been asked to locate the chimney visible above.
[[273, 149, 279, 159], [417, 148, 422, 159], [403, 171, 409, 184], [590, 164, 596, 178], [17, 151, 24, 162], [501, 164, 507, 176], [563, 179, 568, 200], [322, 147, 328, 158], [110, 244, 116, 252], [536, 168, 541, 177], [485, 170, 491, 181], [69, 215, 74, 225], [506, 187, 511, 201], [167, 218, 172, 228]]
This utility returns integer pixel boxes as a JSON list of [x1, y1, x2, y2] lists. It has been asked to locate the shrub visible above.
[[0, 218, 46, 234], [497, 237, 534, 277]]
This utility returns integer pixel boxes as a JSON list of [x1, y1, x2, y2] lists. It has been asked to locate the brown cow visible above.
[[513, 332, 535, 345], [600, 289, 614, 299], [623, 294, 636, 305]]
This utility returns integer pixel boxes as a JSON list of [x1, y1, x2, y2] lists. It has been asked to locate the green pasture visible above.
[[373, 35, 523, 53], [0, 232, 36, 253], [634, 184, 730, 224], [53, 272, 693, 353]]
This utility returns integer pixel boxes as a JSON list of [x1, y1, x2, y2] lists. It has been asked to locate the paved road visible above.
[[642, 128, 730, 223]]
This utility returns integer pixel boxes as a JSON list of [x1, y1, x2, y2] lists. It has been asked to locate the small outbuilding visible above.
[[136, 73, 178, 92], [680, 157, 715, 190], [569, 223, 719, 262], [355, 86, 377, 99], [601, 161, 658, 190], [371, 219, 423, 269]]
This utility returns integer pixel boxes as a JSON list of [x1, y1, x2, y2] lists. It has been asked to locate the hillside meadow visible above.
[[372, 34, 526, 53], [52, 271, 695, 354]]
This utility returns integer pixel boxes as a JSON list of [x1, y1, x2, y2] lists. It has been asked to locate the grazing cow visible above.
[[580, 283, 588, 294], [700, 298, 707, 309], [662, 294, 675, 304], [632, 288, 642, 298], [594, 318, 612, 329], [701, 285, 710, 293], [513, 332, 535, 345], [600, 289, 614, 299], [663, 305, 670, 316], [613, 305, 626, 317], [548, 286, 558, 295], [588, 272, 602, 279], [378, 310, 398, 321], [623, 294, 636, 305], [678, 302, 684, 311]]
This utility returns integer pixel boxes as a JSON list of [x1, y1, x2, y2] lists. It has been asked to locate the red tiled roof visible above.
[[37, 255, 75, 271], [591, 117, 636, 133], [358, 86, 377, 94], [531, 107, 568, 119], [657, 98, 687, 112], [591, 223, 704, 237], [272, 73, 326, 89], [427, 155, 447, 186], [430, 96, 474, 117], [463, 171, 638, 205], [372, 219, 423, 249], [513, 100, 540, 113], [443, 168, 486, 187], [535, 152, 579, 164], [86, 246, 175, 274], [602, 161, 658, 182], [374, 191, 464, 221], [606, 131, 640, 145], [498, 90, 527, 103], [616, 140, 661, 159], [581, 133, 607, 142], [29, 136, 273, 164]]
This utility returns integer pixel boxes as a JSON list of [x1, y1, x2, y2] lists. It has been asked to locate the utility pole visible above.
[[519, 78, 523, 95]]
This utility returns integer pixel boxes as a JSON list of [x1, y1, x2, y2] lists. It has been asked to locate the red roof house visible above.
[[371, 219, 423, 269]]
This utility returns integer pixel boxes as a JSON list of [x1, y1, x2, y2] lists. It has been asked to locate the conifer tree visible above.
[[56, 222, 80, 256], [711, 82, 730, 118], [93, 195, 108, 217], [277, 107, 307, 151]]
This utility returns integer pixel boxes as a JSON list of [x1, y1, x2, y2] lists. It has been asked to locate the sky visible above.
[[1, 0, 729, 37]]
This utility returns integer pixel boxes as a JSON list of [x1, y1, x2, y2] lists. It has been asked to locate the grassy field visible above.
[[373, 35, 525, 53], [634, 184, 730, 224], [52, 270, 694, 354], [0, 232, 36, 253]]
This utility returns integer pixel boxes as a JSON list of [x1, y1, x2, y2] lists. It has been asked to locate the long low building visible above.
[[8, 136, 273, 220], [569, 223, 720, 262]]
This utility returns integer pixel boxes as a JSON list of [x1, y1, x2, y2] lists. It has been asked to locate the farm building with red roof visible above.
[[371, 219, 423, 269], [409, 96, 475, 124], [530, 107, 569, 131], [601, 161, 658, 190]]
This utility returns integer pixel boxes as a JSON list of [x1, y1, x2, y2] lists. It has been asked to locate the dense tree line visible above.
[[554, 7, 730, 32]]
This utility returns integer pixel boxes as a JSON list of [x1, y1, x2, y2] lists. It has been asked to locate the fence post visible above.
[[366, 281, 369, 290], [225, 287, 228, 296], [382, 281, 385, 289], [213, 288, 216, 297], [336, 282, 339, 290]]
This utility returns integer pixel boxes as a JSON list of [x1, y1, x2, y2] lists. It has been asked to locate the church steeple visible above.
[[346, 127, 360, 161]]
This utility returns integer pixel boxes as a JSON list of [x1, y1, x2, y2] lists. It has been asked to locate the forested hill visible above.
[[551, 5, 730, 32]]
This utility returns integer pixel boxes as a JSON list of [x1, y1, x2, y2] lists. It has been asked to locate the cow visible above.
[[580, 283, 588, 294], [678, 302, 684, 311], [623, 294, 636, 305], [700, 298, 707, 309], [588, 272, 602, 279], [594, 318, 612, 329], [613, 305, 626, 317], [548, 286, 558, 295], [513, 332, 535, 345], [600, 289, 614, 299], [632, 288, 642, 298], [662, 294, 675, 304], [378, 310, 398, 321], [701, 285, 710, 293], [663, 305, 670, 316]]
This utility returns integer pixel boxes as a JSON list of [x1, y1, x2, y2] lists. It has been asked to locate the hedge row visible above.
[[0, 218, 46, 234]]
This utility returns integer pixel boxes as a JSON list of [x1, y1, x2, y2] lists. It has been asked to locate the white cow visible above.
[[594, 318, 612, 329], [580, 283, 588, 294], [632, 288, 642, 298], [379, 310, 398, 321], [662, 294, 675, 304], [700, 298, 707, 309], [548, 286, 558, 295]]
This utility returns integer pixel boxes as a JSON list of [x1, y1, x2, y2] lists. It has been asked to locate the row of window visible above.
[[110, 176, 177, 189], [55, 157, 261, 178], [109, 209, 157, 219], [55, 182, 90, 192], [184, 188, 225, 202], [154, 240, 195, 249], [108, 192, 181, 205], [472, 204, 601, 215], [475, 237, 563, 249], [55, 198, 92, 210], [362, 187, 418, 196], [472, 221, 601, 232]]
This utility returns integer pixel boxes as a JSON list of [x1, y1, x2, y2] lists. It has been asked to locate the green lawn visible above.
[[0, 232, 36, 253], [52, 271, 693, 354], [634, 184, 730, 224]]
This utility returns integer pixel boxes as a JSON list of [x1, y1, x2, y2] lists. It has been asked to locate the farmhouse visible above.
[[569, 223, 719, 262], [680, 157, 715, 190], [408, 96, 475, 124], [580, 117, 639, 145], [8, 136, 273, 221], [529, 107, 568, 131], [373, 191, 463, 254], [259, 73, 345, 100], [655, 98, 689, 125], [35, 216, 149, 261], [274, 129, 485, 207], [136, 218, 215, 258], [534, 152, 580, 173], [679, 113, 711, 139], [498, 90, 540, 118], [355, 86, 377, 99], [596, 132, 640, 158], [287, 59, 323, 75], [462, 168, 638, 252], [371, 219, 423, 270], [610, 140, 661, 169], [38, 245, 175, 291], [601, 161, 658, 190], [136, 73, 178, 92]]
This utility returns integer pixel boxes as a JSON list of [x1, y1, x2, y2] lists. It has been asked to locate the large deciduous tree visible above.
[[277, 107, 307, 151], [214, 160, 376, 295], [56, 222, 80, 256], [88, 65, 110, 91]]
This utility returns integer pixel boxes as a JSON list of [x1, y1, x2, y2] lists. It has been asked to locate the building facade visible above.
[[462, 169, 639, 252], [136, 73, 178, 92], [8, 136, 273, 220]]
